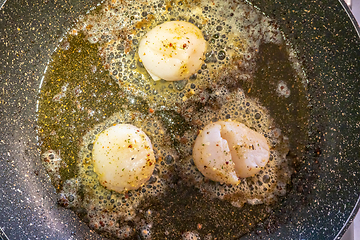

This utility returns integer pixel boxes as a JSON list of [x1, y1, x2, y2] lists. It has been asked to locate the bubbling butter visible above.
[[39, 0, 309, 237]]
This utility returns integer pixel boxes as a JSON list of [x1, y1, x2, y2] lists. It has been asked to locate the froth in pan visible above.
[[73, 110, 178, 237], [75, 0, 286, 110], [176, 88, 291, 208], [51, 0, 300, 238]]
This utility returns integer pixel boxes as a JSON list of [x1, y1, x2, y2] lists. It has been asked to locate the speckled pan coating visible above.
[[0, 0, 359, 239]]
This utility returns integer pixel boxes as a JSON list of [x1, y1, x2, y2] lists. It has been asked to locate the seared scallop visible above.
[[92, 124, 155, 192], [193, 120, 270, 184], [138, 21, 206, 81]]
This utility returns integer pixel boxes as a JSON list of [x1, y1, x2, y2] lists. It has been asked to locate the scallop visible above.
[[92, 124, 155, 192], [192, 120, 270, 184], [138, 21, 206, 81]]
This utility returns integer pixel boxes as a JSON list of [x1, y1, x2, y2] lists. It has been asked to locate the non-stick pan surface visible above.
[[0, 0, 359, 239]]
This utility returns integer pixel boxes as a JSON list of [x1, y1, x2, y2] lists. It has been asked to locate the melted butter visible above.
[[37, 0, 309, 238]]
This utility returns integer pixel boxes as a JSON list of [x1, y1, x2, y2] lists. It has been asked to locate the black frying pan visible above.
[[0, 0, 359, 239]]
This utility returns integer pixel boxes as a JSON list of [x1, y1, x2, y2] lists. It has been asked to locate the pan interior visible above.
[[36, 0, 309, 238]]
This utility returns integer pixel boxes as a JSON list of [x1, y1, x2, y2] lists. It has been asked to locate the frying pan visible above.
[[0, 0, 359, 239]]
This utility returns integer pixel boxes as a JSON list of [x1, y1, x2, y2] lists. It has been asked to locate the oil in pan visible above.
[[37, 0, 309, 239]]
